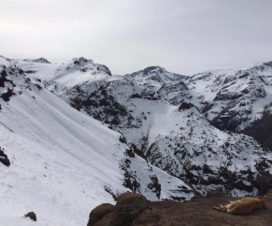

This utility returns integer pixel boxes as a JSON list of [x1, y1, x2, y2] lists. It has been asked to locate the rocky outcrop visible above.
[[0, 65, 44, 105], [71, 84, 133, 129], [87, 193, 150, 226], [0, 68, 16, 102]]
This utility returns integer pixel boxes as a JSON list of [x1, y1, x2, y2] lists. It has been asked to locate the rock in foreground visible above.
[[87, 192, 150, 226]]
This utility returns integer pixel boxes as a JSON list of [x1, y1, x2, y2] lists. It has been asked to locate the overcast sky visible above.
[[1, 0, 272, 75]]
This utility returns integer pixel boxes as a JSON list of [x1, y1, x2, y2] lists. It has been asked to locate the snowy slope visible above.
[[0, 63, 126, 226], [0, 59, 194, 226]]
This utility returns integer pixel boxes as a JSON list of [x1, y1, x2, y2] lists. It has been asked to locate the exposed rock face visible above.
[[120, 149, 195, 201], [144, 107, 272, 196], [71, 83, 133, 128], [0, 65, 44, 105], [0, 68, 16, 102]]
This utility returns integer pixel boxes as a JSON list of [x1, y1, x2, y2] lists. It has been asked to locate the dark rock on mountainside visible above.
[[0, 147, 10, 166], [88, 192, 272, 226], [178, 102, 194, 111], [24, 211, 37, 221], [71, 84, 134, 128], [0, 69, 8, 87], [121, 158, 141, 193], [1, 88, 15, 102], [0, 66, 38, 103]]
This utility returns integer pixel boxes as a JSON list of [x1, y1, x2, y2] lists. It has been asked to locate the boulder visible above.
[[87, 192, 150, 226], [110, 192, 150, 226], [25, 211, 37, 221], [87, 203, 114, 226]]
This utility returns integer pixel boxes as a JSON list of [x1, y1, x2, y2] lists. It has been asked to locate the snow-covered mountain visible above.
[[1, 54, 272, 225], [188, 63, 272, 130], [0, 57, 194, 226], [187, 63, 272, 150], [56, 64, 272, 196]]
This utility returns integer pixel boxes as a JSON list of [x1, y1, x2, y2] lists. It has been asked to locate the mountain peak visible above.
[[263, 61, 272, 67], [72, 57, 93, 66], [128, 66, 186, 84], [23, 57, 51, 64], [68, 57, 111, 76], [143, 66, 167, 75]]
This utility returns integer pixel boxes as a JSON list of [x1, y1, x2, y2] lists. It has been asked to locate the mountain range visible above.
[[0, 55, 272, 226]]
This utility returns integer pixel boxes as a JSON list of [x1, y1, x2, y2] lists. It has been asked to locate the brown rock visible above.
[[110, 192, 150, 226], [87, 203, 114, 226]]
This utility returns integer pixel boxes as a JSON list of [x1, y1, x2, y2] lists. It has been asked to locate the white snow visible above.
[[0, 86, 128, 226]]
